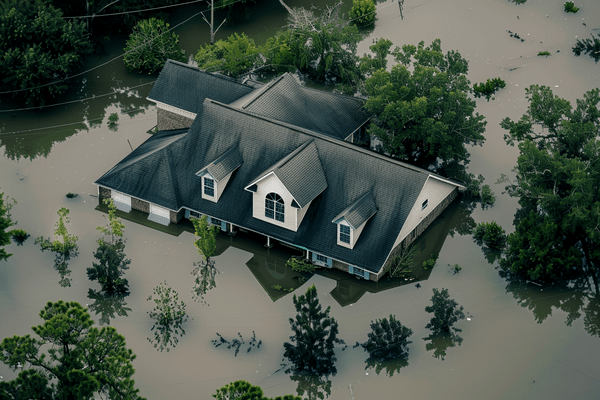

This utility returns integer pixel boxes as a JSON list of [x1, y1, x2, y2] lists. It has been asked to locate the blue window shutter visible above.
[[364, 270, 370, 280], [349, 265, 354, 274], [327, 258, 332, 268], [221, 221, 227, 231], [185, 209, 190, 219], [312, 252, 317, 263], [207, 216, 212, 224]]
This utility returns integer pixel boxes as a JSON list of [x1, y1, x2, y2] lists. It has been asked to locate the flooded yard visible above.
[[1, 0, 599, 399]]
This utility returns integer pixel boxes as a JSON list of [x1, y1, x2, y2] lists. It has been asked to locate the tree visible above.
[[499, 85, 600, 290], [0, 300, 144, 399], [363, 39, 487, 173], [123, 17, 185, 74], [425, 288, 465, 334], [572, 34, 600, 64], [0, 0, 92, 106], [96, 198, 125, 245], [195, 32, 260, 78], [213, 380, 301, 400], [277, 0, 362, 88], [147, 281, 188, 352], [472, 221, 507, 249], [358, 37, 393, 76], [35, 207, 79, 259], [473, 77, 506, 101], [0, 190, 16, 262], [359, 315, 412, 362], [191, 216, 220, 303], [283, 284, 345, 376], [349, 0, 377, 28]]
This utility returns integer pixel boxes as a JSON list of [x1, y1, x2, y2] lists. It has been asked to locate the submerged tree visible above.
[[195, 32, 260, 78], [423, 331, 463, 361], [0, 300, 144, 399], [499, 85, 600, 290], [0, 189, 16, 261], [283, 284, 345, 376], [425, 288, 466, 334], [147, 281, 188, 352], [191, 215, 220, 304], [572, 34, 600, 63], [359, 315, 413, 362], [472, 221, 507, 250], [213, 380, 301, 400], [87, 289, 132, 326]]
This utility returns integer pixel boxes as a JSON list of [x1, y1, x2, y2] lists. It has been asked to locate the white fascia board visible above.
[[244, 171, 302, 209], [150, 99, 197, 120], [429, 175, 466, 190]]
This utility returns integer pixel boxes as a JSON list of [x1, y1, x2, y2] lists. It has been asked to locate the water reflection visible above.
[[191, 259, 219, 305], [87, 289, 131, 326], [365, 357, 409, 377], [54, 255, 73, 288], [423, 332, 463, 361], [290, 374, 332, 400]]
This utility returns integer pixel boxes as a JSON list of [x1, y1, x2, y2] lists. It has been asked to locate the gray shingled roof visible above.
[[198, 146, 243, 182], [95, 99, 450, 274], [147, 60, 254, 114], [332, 192, 377, 229], [240, 73, 369, 140], [245, 140, 327, 208]]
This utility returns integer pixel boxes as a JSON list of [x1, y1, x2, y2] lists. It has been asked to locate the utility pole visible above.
[[202, 0, 227, 45], [398, 0, 404, 20]]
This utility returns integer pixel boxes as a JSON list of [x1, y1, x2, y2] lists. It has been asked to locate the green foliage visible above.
[[564, 2, 579, 13], [473, 77, 506, 101], [213, 380, 301, 400], [123, 17, 185, 74], [473, 221, 506, 249], [500, 86, 600, 288], [65, 192, 78, 198], [286, 255, 317, 273], [0, 190, 15, 261], [212, 331, 262, 357], [572, 34, 600, 63], [360, 315, 412, 362], [147, 281, 188, 352], [364, 39, 486, 176], [283, 284, 345, 376], [388, 244, 417, 278], [449, 263, 462, 274], [35, 207, 79, 258], [108, 113, 119, 131], [192, 215, 218, 262], [10, 228, 29, 246], [195, 32, 260, 78], [87, 239, 131, 294], [349, 0, 377, 28], [359, 37, 393, 77], [0, 300, 144, 399], [272, 284, 294, 292], [537, 51, 551, 57], [191, 259, 219, 304], [97, 198, 125, 244], [423, 253, 438, 270], [0, 0, 93, 106], [425, 288, 466, 334]]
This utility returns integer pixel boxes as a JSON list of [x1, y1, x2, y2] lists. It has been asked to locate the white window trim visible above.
[[202, 175, 217, 203], [337, 220, 353, 249]]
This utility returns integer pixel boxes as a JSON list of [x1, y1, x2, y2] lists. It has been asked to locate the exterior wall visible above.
[[296, 199, 311, 227], [131, 197, 150, 213], [99, 186, 111, 199], [216, 172, 233, 201], [332, 259, 378, 282], [170, 208, 185, 224], [379, 187, 458, 278], [252, 173, 300, 232], [157, 108, 195, 131]]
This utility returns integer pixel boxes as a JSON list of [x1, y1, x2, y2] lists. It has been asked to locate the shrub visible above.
[[10, 229, 29, 245], [472, 221, 506, 249], [349, 0, 377, 28], [286, 255, 317, 273], [66, 192, 78, 198], [572, 34, 600, 63], [537, 51, 551, 57], [473, 78, 506, 101], [423, 253, 438, 270], [108, 113, 119, 125], [564, 2, 579, 13], [359, 315, 412, 361]]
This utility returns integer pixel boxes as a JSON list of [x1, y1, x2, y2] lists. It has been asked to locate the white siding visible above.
[[216, 172, 233, 201], [392, 176, 456, 248], [252, 173, 301, 232], [296, 199, 312, 227]]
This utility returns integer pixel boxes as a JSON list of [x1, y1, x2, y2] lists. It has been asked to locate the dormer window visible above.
[[265, 192, 284, 222], [204, 177, 215, 197], [339, 224, 351, 244]]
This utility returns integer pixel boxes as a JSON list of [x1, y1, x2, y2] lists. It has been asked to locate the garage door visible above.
[[148, 204, 170, 226], [111, 192, 131, 212]]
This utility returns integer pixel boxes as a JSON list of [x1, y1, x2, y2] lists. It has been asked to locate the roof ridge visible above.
[[240, 73, 289, 109], [300, 84, 366, 103], [205, 99, 452, 180], [274, 140, 314, 171], [165, 59, 253, 89]]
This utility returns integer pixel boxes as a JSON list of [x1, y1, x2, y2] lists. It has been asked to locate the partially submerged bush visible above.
[[349, 0, 377, 28], [472, 221, 506, 249], [66, 192, 78, 198], [10, 229, 29, 245], [286, 255, 318, 273], [572, 34, 600, 63], [537, 51, 551, 57], [564, 2, 579, 13], [473, 78, 506, 101]]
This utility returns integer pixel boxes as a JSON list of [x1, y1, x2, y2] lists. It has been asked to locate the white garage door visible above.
[[111, 191, 131, 212], [148, 204, 170, 226]]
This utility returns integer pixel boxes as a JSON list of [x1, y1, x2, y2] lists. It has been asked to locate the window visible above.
[[265, 192, 284, 222], [204, 177, 215, 197], [210, 218, 222, 226], [352, 266, 366, 277], [316, 254, 327, 263], [422, 199, 428, 210], [189, 211, 200, 219], [339, 224, 351, 244]]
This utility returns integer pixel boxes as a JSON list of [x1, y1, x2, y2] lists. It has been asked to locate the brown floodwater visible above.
[[1, 0, 600, 399]]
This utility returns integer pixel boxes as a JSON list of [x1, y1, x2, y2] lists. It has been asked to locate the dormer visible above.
[[332, 192, 377, 249], [196, 146, 242, 202], [244, 140, 327, 232]]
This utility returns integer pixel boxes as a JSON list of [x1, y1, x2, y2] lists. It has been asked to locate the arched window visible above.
[[265, 193, 284, 222]]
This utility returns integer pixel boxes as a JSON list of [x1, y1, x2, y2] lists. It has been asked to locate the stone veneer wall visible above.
[[332, 259, 378, 282], [157, 108, 194, 131], [131, 198, 150, 213], [99, 186, 111, 199], [379, 187, 459, 278], [170, 208, 185, 224]]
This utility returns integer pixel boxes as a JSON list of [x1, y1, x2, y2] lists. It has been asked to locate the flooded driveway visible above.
[[1, 0, 599, 399]]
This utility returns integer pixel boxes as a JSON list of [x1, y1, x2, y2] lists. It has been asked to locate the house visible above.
[[95, 60, 464, 282]]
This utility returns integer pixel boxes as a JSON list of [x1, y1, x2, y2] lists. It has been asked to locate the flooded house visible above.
[[95, 60, 464, 282]]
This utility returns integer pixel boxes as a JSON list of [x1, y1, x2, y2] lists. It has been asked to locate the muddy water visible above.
[[1, 0, 600, 399]]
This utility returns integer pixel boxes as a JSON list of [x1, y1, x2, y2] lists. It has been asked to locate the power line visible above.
[[63, 0, 204, 19]]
